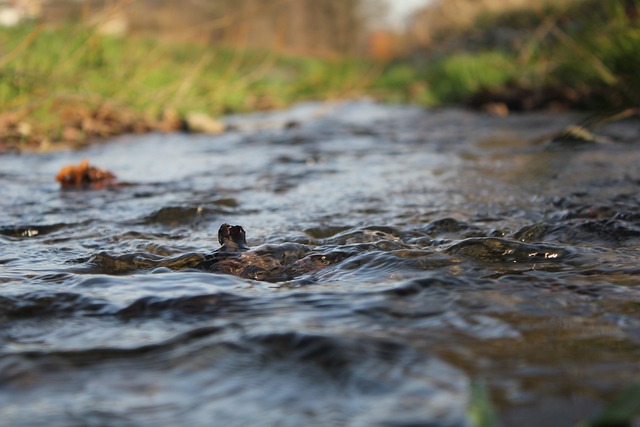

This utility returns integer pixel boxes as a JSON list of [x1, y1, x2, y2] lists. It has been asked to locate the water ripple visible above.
[[2, 101, 640, 425]]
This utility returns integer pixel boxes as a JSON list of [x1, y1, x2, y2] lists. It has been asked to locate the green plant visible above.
[[426, 52, 517, 103]]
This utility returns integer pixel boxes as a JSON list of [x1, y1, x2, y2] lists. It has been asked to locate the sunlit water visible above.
[[2, 100, 640, 426]]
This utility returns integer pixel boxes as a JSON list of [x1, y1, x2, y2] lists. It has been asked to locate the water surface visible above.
[[2, 101, 640, 426]]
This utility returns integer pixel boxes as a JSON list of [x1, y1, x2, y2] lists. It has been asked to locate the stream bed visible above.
[[2, 100, 640, 426]]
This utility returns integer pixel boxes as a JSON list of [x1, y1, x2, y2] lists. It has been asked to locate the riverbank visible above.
[[399, 0, 640, 112], [1, 0, 638, 153], [0, 24, 385, 152]]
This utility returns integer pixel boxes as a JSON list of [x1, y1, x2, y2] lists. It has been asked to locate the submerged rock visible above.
[[195, 224, 324, 281]]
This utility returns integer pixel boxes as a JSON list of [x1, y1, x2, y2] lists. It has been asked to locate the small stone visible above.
[[62, 126, 83, 142], [17, 121, 32, 136], [481, 102, 509, 117], [184, 112, 225, 134]]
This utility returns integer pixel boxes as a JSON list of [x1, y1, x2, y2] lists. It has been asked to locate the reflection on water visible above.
[[1, 100, 640, 426]]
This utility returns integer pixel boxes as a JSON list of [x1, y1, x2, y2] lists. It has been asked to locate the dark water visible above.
[[2, 100, 640, 426]]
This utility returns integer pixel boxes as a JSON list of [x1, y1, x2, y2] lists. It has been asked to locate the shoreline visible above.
[[5, 96, 635, 154]]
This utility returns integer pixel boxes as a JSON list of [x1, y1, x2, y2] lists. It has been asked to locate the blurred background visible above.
[[0, 0, 638, 151], [4, 0, 383, 55]]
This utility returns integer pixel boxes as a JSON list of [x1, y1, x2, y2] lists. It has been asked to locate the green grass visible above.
[[1, 0, 638, 150], [425, 52, 518, 104], [0, 23, 385, 149], [541, 0, 640, 109], [468, 381, 502, 427], [372, 0, 640, 111], [421, 0, 640, 110]]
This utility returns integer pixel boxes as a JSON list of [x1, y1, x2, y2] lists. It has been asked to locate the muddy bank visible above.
[[0, 101, 225, 153]]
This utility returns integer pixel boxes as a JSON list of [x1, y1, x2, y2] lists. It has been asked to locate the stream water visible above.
[[1, 100, 640, 426]]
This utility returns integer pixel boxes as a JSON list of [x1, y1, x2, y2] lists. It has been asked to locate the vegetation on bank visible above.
[[383, 0, 640, 112], [0, 23, 384, 151], [0, 0, 638, 152]]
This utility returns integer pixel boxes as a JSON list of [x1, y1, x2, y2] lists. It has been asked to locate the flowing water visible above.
[[1, 100, 640, 426]]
